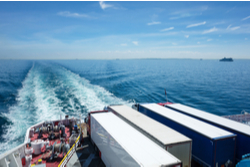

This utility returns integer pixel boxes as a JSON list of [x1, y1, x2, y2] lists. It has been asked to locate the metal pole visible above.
[[165, 89, 168, 103]]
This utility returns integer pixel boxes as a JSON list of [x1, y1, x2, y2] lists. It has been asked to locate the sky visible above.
[[0, 1, 250, 59]]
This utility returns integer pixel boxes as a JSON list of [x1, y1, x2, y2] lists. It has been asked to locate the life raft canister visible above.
[[21, 157, 26, 166]]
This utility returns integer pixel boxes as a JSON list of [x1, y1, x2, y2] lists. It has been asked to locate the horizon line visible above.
[[0, 58, 249, 60]]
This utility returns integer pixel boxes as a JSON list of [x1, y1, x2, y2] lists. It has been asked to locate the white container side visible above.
[[91, 112, 181, 167], [109, 105, 191, 145], [140, 103, 234, 139], [108, 105, 192, 167], [167, 103, 250, 136]]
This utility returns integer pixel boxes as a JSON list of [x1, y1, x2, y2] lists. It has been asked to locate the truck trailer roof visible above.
[[91, 112, 181, 166], [140, 103, 235, 139], [108, 105, 191, 146], [166, 103, 250, 136]]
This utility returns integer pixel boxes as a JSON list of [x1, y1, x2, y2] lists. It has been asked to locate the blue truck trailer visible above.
[[137, 103, 236, 167], [165, 103, 250, 162]]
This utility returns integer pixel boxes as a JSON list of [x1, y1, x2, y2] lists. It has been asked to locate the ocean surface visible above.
[[0, 59, 250, 154]]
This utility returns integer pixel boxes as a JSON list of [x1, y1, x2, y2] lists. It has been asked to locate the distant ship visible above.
[[220, 57, 233, 62]]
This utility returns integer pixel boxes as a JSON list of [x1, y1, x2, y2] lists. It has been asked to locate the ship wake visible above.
[[0, 62, 130, 154]]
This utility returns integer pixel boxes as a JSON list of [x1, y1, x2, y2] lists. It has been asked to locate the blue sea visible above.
[[0, 59, 250, 154]]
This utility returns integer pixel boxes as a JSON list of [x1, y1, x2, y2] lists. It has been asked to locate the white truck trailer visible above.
[[90, 112, 182, 167], [108, 105, 192, 167]]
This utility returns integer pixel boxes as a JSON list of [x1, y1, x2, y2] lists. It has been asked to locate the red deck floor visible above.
[[157, 102, 173, 106], [29, 127, 71, 167]]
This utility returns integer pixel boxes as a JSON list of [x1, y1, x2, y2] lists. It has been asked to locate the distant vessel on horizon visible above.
[[220, 57, 233, 62]]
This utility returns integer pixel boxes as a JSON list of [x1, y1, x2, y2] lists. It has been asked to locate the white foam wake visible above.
[[60, 67, 131, 114], [0, 62, 131, 154]]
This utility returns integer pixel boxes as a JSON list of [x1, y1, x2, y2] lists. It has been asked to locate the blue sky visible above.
[[0, 1, 250, 59]]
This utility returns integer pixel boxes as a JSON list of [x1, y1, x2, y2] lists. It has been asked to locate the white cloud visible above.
[[231, 26, 240, 30], [160, 27, 174, 32], [219, 35, 222, 37], [185, 35, 189, 38], [132, 41, 138, 45], [57, 11, 89, 18], [197, 42, 200, 44], [171, 6, 208, 15], [169, 12, 202, 20], [227, 25, 240, 31], [151, 14, 159, 20], [245, 38, 248, 40], [227, 24, 232, 30], [121, 43, 127, 46], [226, 24, 232, 30], [242, 15, 250, 21], [226, 6, 236, 13], [99, 1, 113, 10], [170, 13, 192, 20], [187, 21, 206, 28], [207, 39, 213, 42], [202, 27, 218, 34], [147, 21, 161, 26], [211, 21, 226, 26]]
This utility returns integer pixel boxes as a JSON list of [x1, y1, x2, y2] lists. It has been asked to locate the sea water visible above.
[[0, 59, 249, 154]]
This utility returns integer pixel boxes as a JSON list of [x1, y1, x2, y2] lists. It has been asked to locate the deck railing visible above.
[[223, 112, 250, 126], [58, 135, 80, 167]]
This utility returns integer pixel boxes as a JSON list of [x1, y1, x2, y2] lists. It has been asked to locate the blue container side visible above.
[[165, 105, 249, 162], [138, 105, 213, 166], [138, 105, 236, 167], [214, 137, 236, 166]]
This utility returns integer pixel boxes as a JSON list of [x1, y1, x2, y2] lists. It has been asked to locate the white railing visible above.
[[58, 135, 80, 167], [24, 118, 80, 143], [0, 143, 26, 167], [25, 121, 44, 143]]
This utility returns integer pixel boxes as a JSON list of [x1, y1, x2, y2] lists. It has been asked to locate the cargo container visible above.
[[108, 105, 192, 167], [90, 112, 182, 167], [138, 103, 236, 167], [165, 103, 250, 162]]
